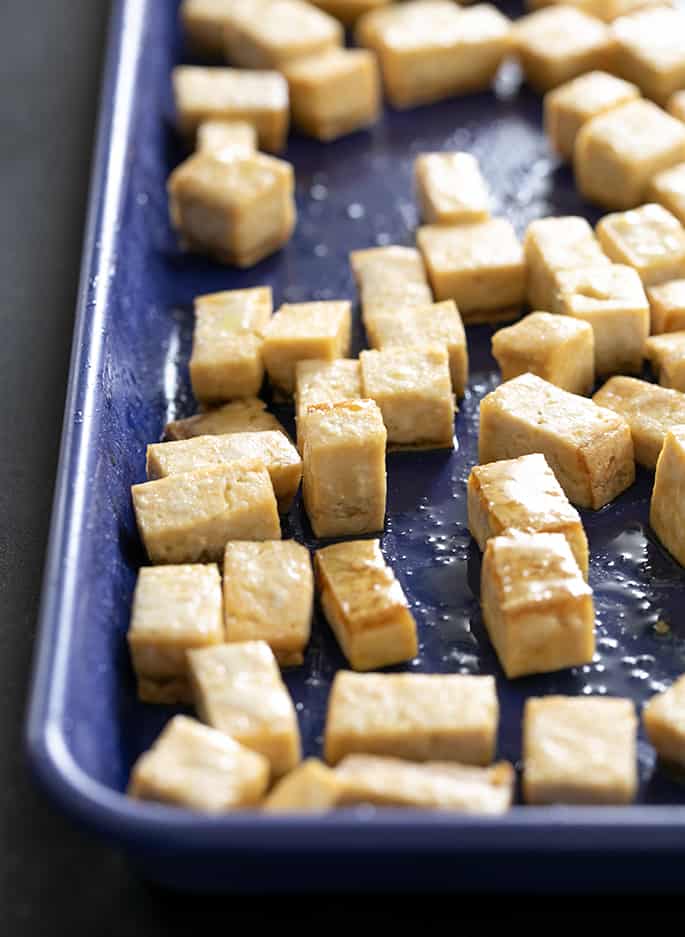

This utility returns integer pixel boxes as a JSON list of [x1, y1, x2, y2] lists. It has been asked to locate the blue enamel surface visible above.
[[26, 0, 685, 891]]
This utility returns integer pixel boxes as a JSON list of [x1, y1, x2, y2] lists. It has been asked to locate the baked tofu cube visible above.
[[647, 279, 685, 334], [263, 759, 342, 811], [360, 347, 455, 448], [315, 539, 418, 671], [611, 7, 685, 107], [468, 453, 589, 577], [356, 2, 511, 109], [283, 48, 380, 142], [513, 7, 611, 93], [417, 219, 526, 323], [223, 540, 313, 666], [646, 331, 685, 391], [128, 716, 269, 811], [310, 0, 391, 26], [367, 301, 469, 398], [523, 215, 610, 313], [414, 152, 491, 225], [650, 426, 685, 564], [491, 311, 595, 395], [262, 301, 352, 396], [481, 531, 595, 679], [188, 640, 301, 778], [544, 70, 640, 161], [350, 245, 434, 334], [167, 152, 295, 268], [324, 671, 499, 766], [302, 399, 387, 538], [165, 398, 287, 442], [575, 100, 685, 210], [196, 120, 256, 159], [669, 90, 685, 123], [596, 204, 685, 287], [172, 66, 289, 152], [594, 375, 685, 468], [647, 161, 685, 226], [189, 287, 272, 404], [146, 431, 302, 513], [522, 696, 638, 804], [132, 462, 281, 565], [181, 0, 242, 58], [335, 755, 514, 813], [552, 264, 649, 375], [643, 674, 685, 767], [479, 372, 635, 509], [295, 358, 361, 452], [128, 564, 224, 704]]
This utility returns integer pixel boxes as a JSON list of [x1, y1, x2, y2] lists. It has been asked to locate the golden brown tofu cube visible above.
[[593, 375, 685, 468], [611, 7, 685, 106], [414, 152, 491, 225], [128, 716, 270, 811], [575, 100, 685, 210], [283, 47, 380, 142], [648, 279, 685, 334], [181, 0, 241, 58], [263, 758, 342, 811], [360, 347, 455, 448], [167, 152, 295, 268], [523, 696, 638, 804], [552, 264, 649, 375], [468, 453, 589, 576], [324, 671, 499, 766], [295, 358, 361, 452], [315, 539, 418, 671], [310, 0, 391, 26], [668, 90, 685, 123], [128, 564, 224, 704], [596, 204, 685, 286], [223, 540, 313, 666], [647, 161, 685, 226], [350, 245, 434, 332], [523, 215, 610, 312], [417, 219, 526, 323], [646, 331, 685, 391], [481, 531, 595, 679], [172, 66, 289, 152], [650, 426, 685, 564], [196, 120, 257, 159], [491, 311, 595, 395], [263, 301, 352, 396], [302, 399, 387, 538], [544, 70, 640, 161], [356, 2, 511, 109], [188, 640, 301, 778], [643, 674, 685, 768], [132, 462, 281, 564], [165, 397, 287, 442], [479, 372, 635, 509]]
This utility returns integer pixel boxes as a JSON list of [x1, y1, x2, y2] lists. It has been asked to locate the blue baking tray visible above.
[[26, 0, 685, 892]]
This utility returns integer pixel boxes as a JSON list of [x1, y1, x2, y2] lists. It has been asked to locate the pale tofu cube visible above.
[[146, 431, 302, 513], [262, 301, 352, 396], [647, 161, 685, 226], [468, 453, 589, 576], [360, 347, 455, 448], [646, 331, 685, 391], [479, 372, 635, 509], [367, 300, 469, 397], [668, 90, 685, 123], [594, 375, 685, 468], [295, 358, 361, 452], [324, 671, 499, 766], [356, 2, 512, 109], [491, 311, 595, 395], [514, 7, 611, 93], [167, 152, 295, 268], [223, 540, 313, 666], [522, 696, 638, 804], [335, 755, 514, 813], [481, 531, 595, 679], [544, 70, 640, 160], [315, 539, 418, 670], [417, 219, 526, 323], [596, 204, 685, 286], [310, 0, 391, 26], [128, 716, 269, 811], [647, 279, 685, 334], [574, 100, 685, 210], [188, 640, 301, 778], [523, 215, 610, 312], [350, 245, 433, 331], [414, 152, 491, 225], [611, 7, 685, 106], [196, 120, 257, 159], [132, 462, 281, 564], [302, 399, 387, 538], [643, 674, 685, 767], [181, 0, 242, 58], [172, 66, 289, 152], [165, 398, 287, 442], [552, 263, 649, 375], [283, 47, 380, 142], [650, 426, 685, 564], [526, 0, 672, 23], [128, 564, 224, 704], [263, 759, 342, 811]]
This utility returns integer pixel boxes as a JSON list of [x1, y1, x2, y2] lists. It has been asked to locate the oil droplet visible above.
[[310, 183, 328, 201], [347, 202, 365, 219], [655, 619, 671, 636], [314, 243, 328, 257]]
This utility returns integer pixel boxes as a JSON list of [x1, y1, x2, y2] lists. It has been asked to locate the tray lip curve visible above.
[[24, 0, 685, 860]]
